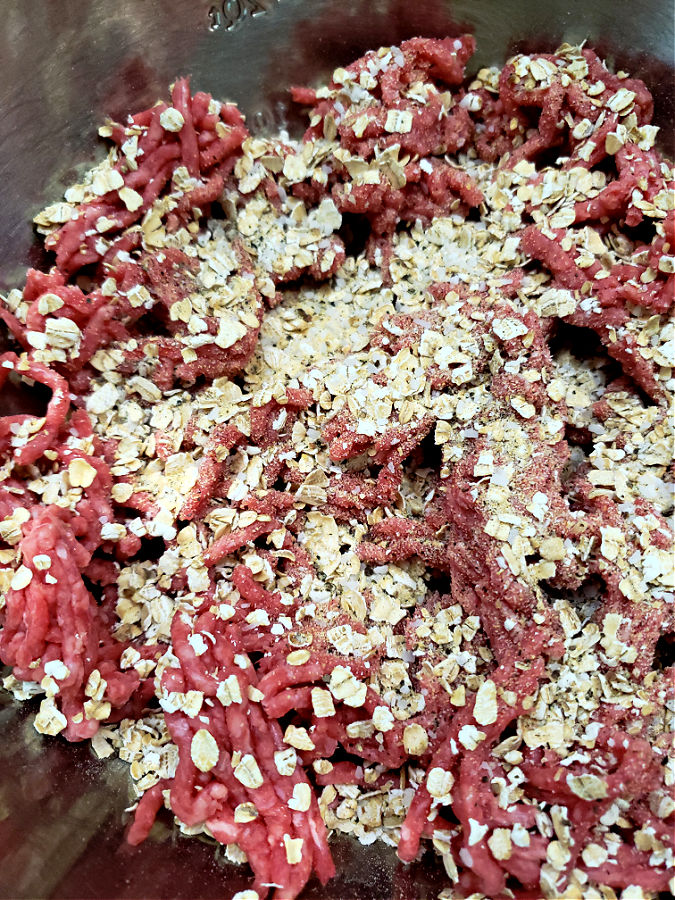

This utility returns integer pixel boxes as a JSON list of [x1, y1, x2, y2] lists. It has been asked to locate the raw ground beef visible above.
[[0, 37, 673, 900]]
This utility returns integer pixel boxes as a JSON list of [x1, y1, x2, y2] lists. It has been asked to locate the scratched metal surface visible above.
[[0, 1, 673, 898]]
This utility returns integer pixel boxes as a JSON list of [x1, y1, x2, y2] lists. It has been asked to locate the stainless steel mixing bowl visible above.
[[0, 1, 672, 897]]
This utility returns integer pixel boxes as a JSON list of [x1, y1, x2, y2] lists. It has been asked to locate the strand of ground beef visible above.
[[45, 78, 247, 276], [0, 397, 151, 739]]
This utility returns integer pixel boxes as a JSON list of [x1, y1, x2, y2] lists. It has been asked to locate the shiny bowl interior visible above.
[[0, 1, 673, 897]]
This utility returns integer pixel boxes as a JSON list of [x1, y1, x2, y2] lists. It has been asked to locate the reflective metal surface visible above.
[[0, 1, 673, 897]]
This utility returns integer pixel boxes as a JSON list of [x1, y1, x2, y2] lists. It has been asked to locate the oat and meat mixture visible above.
[[0, 35, 673, 900]]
